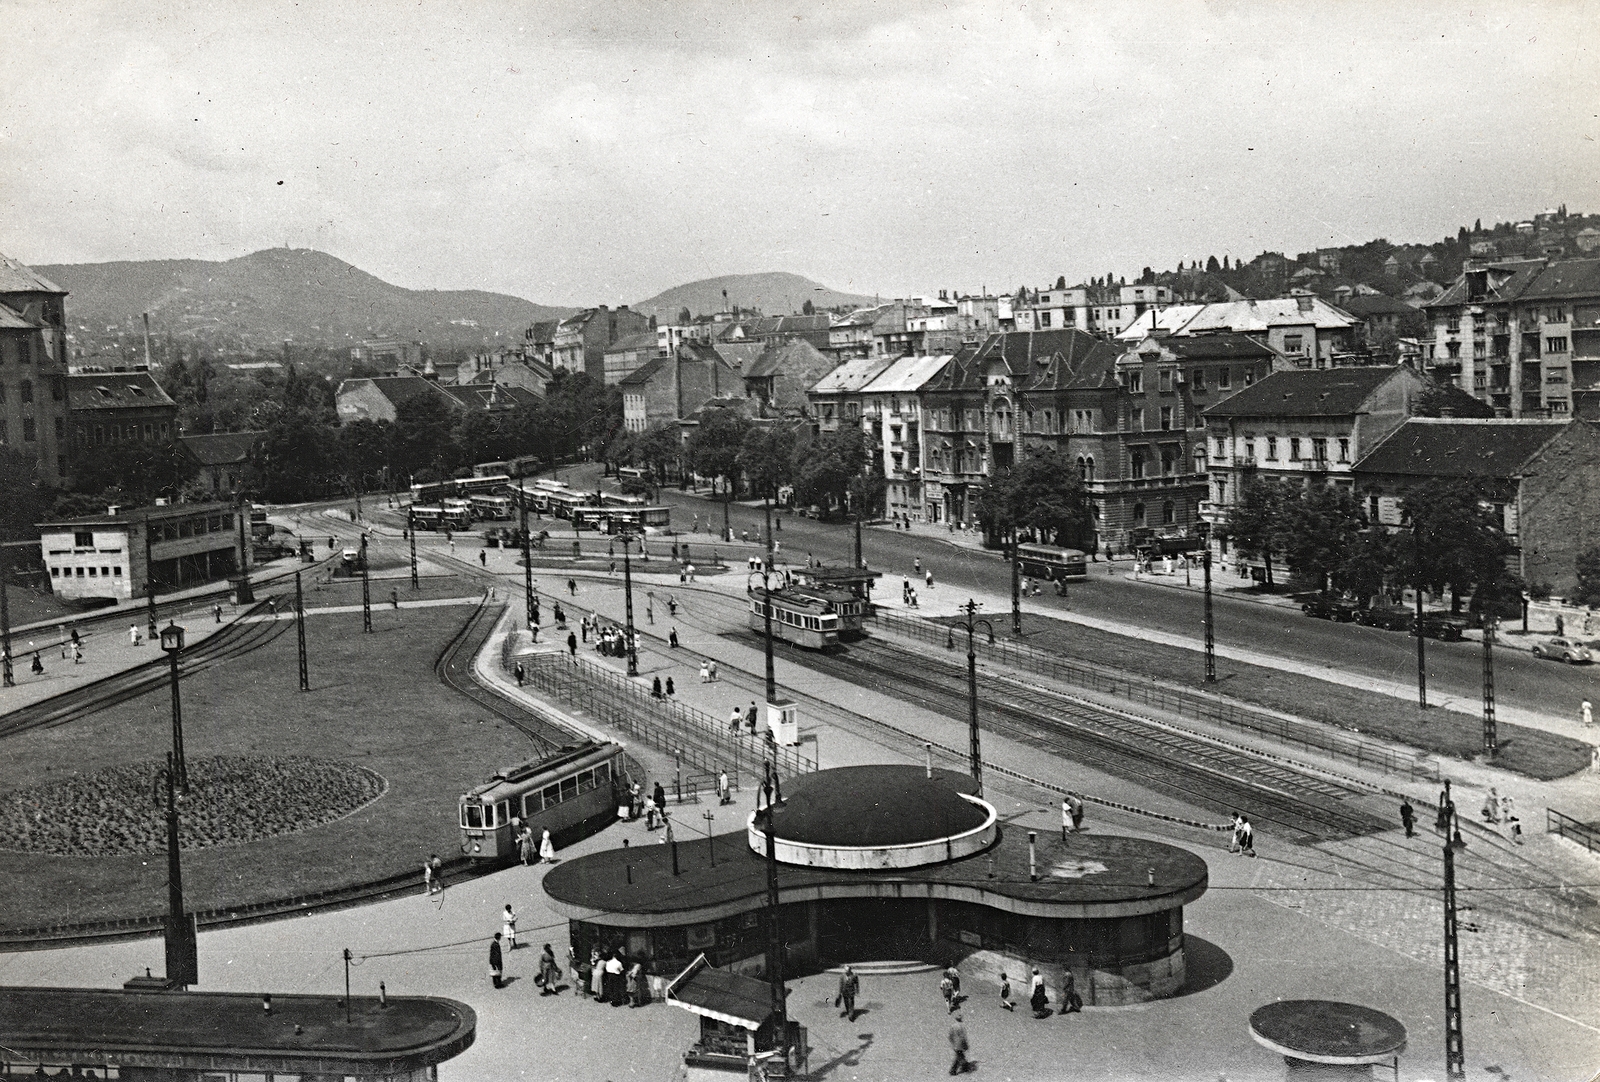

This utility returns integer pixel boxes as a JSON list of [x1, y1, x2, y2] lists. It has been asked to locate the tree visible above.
[[1574, 547, 1600, 608], [685, 407, 751, 497], [736, 424, 797, 500], [248, 413, 338, 502], [1334, 526, 1399, 605], [1227, 477, 1290, 588], [791, 428, 870, 515], [390, 394, 461, 480], [69, 441, 198, 504], [977, 450, 1095, 550], [636, 424, 682, 486], [1279, 484, 1363, 594], [337, 419, 393, 495], [1398, 479, 1518, 612], [1206, 255, 1221, 274]]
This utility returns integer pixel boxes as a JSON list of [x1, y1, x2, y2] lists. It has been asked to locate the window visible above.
[[1159, 369, 1173, 392], [1211, 436, 1224, 460], [462, 804, 484, 829], [1162, 500, 1175, 526], [1546, 337, 1568, 354], [1473, 341, 1486, 359], [1128, 371, 1142, 393], [542, 784, 560, 808], [1160, 406, 1173, 431], [1550, 399, 1569, 413], [1217, 368, 1231, 389], [1084, 456, 1095, 481], [1338, 438, 1350, 462], [1289, 437, 1302, 461], [20, 380, 32, 404], [1244, 439, 1255, 462], [1131, 407, 1144, 431], [1161, 447, 1176, 475], [74, 531, 93, 547], [1546, 308, 1566, 323], [1446, 341, 1461, 358], [1133, 502, 1146, 527], [1130, 449, 1146, 479], [1243, 370, 1256, 386], [1038, 310, 1052, 327], [1284, 334, 1305, 355], [1191, 368, 1206, 391], [1446, 314, 1461, 333], [1077, 456, 1088, 481], [1312, 437, 1327, 462], [22, 418, 35, 442], [1265, 437, 1277, 461]]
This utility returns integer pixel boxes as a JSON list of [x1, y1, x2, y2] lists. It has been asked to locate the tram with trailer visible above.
[[1015, 543, 1089, 585], [459, 741, 627, 861], [748, 586, 841, 650], [411, 505, 473, 532], [780, 580, 869, 639]]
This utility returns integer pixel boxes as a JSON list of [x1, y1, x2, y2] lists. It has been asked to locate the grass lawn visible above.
[[979, 616, 1591, 781], [0, 594, 534, 930]]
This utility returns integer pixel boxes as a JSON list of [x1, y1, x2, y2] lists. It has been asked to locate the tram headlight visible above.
[[473, 843, 481, 853]]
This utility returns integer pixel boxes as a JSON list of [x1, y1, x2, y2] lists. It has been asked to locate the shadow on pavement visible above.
[[1172, 935, 1233, 997]]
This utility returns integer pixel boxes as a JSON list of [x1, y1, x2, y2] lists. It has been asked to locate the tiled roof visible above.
[[67, 372, 176, 411], [809, 355, 895, 395], [861, 353, 952, 394], [1202, 366, 1408, 419], [745, 338, 830, 380], [711, 341, 763, 371], [1159, 333, 1278, 360], [1337, 294, 1419, 318], [345, 376, 458, 411], [1519, 258, 1600, 302], [0, 302, 38, 330], [180, 430, 264, 465], [618, 356, 668, 387], [0, 252, 64, 295], [604, 330, 658, 355], [1353, 418, 1571, 478], [1169, 296, 1356, 334]]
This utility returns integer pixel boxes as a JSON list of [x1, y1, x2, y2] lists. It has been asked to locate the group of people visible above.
[[575, 946, 649, 1007], [1228, 813, 1256, 856], [728, 700, 767, 738], [487, 914, 563, 994], [697, 659, 721, 682], [514, 824, 558, 865], [901, 579, 921, 607]]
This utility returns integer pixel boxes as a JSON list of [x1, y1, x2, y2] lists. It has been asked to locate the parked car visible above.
[[1302, 598, 1362, 622], [1414, 613, 1469, 642], [1531, 637, 1594, 664], [1355, 607, 1414, 632]]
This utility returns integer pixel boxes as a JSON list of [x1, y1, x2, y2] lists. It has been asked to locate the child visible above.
[[999, 972, 1015, 1011]]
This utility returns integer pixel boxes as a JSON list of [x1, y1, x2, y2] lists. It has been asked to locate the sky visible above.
[[2, 0, 1597, 308]]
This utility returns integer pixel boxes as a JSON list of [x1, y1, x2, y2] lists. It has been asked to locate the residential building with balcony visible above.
[[827, 306, 892, 361], [807, 355, 896, 436], [1421, 258, 1548, 417], [1201, 365, 1426, 574], [1352, 417, 1600, 596], [858, 353, 951, 523]]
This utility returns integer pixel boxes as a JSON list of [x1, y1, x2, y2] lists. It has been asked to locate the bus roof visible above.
[[1016, 543, 1087, 556]]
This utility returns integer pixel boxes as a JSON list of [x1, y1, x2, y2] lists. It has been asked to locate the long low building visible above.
[[544, 764, 1208, 1006], [38, 502, 250, 601]]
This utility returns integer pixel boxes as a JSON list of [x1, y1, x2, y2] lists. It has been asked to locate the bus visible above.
[[571, 506, 607, 531], [600, 492, 648, 509], [470, 494, 514, 521], [1015, 543, 1089, 584], [411, 505, 473, 532], [601, 506, 671, 535], [544, 490, 587, 519]]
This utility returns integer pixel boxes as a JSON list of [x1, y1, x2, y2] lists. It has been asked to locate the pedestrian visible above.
[[213, 603, 223, 623], [1482, 788, 1500, 823], [629, 780, 642, 819], [1060, 970, 1082, 1014], [567, 632, 578, 659], [554, 602, 566, 625], [1062, 796, 1074, 840], [1555, 613, 1565, 636], [944, 964, 961, 1002], [939, 972, 955, 1010], [514, 661, 525, 687], [644, 791, 658, 829], [1029, 968, 1049, 1018], [590, 947, 605, 1000], [668, 595, 678, 616], [686, 563, 696, 582], [646, 602, 654, 625], [605, 952, 625, 1008], [609, 560, 617, 576], [502, 904, 518, 950], [540, 828, 556, 863], [1584, 699, 1594, 728], [718, 768, 731, 804], [1436, 788, 1451, 832], [72, 641, 82, 664], [1229, 812, 1243, 853], [925, 569, 934, 588], [391, 589, 399, 610], [130, 624, 141, 646], [1238, 815, 1255, 856], [479, 550, 487, 567], [999, 971, 1015, 1011], [539, 943, 561, 995], [700, 660, 710, 683], [1500, 792, 1515, 822], [948, 1011, 972, 1075], [1510, 818, 1523, 844], [520, 827, 536, 865], [422, 856, 434, 895], [747, 700, 759, 734], [574, 945, 591, 997], [1068, 793, 1084, 832], [651, 676, 663, 700], [665, 676, 675, 697], [915, 557, 922, 576], [429, 853, 443, 893], [31, 650, 43, 674], [1400, 799, 1415, 838], [568, 578, 577, 597], [669, 628, 680, 649], [837, 965, 860, 1021], [707, 660, 717, 681], [489, 933, 505, 989], [627, 959, 646, 1007]]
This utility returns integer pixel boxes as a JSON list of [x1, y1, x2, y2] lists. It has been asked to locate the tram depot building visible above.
[[545, 765, 1209, 1005], [38, 502, 250, 602]]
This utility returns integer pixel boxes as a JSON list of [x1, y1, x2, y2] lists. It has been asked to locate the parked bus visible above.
[[1015, 543, 1089, 584], [470, 494, 514, 521], [411, 505, 473, 532], [599, 492, 648, 509], [602, 506, 672, 535]]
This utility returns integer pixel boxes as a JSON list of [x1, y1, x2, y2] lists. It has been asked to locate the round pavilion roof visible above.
[[763, 765, 985, 848]]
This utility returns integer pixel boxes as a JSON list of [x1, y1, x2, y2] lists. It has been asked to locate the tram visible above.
[[459, 741, 627, 861], [748, 586, 840, 650], [1015, 543, 1089, 584], [780, 581, 869, 639]]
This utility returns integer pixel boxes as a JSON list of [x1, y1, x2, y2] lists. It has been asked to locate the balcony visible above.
[[1301, 458, 1331, 471]]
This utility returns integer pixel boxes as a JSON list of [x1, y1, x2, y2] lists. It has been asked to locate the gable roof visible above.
[[343, 376, 460, 411], [744, 338, 831, 380], [181, 430, 264, 465], [603, 330, 658, 355], [1426, 259, 1547, 308], [1354, 418, 1572, 478], [1159, 333, 1278, 361], [711, 341, 764, 371], [67, 372, 176, 411], [1169, 296, 1357, 334], [861, 353, 953, 395], [617, 356, 668, 387], [1519, 258, 1600, 302], [0, 252, 64, 295], [1202, 366, 1411, 419], [809, 355, 896, 396]]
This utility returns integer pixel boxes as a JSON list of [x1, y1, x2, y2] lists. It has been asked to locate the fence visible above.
[[868, 611, 1439, 781], [517, 651, 817, 784], [1547, 808, 1600, 854]]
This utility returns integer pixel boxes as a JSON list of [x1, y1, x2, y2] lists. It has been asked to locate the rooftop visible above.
[[861, 353, 953, 395], [66, 372, 176, 411], [1202, 366, 1410, 420], [0, 253, 64, 296], [1353, 417, 1573, 479], [809, 355, 896, 395], [768, 765, 984, 847], [41, 501, 235, 528], [180, 431, 263, 466]]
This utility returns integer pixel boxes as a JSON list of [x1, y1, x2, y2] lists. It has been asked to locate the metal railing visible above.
[[1547, 808, 1600, 853], [517, 651, 818, 782], [868, 611, 1439, 781]]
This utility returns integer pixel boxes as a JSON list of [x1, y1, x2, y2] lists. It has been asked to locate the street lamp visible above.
[[155, 752, 197, 987], [617, 530, 641, 677], [160, 620, 188, 793], [1482, 617, 1497, 756], [950, 600, 993, 794]]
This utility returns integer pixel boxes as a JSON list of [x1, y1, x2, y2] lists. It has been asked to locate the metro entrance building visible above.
[[544, 765, 1208, 1004]]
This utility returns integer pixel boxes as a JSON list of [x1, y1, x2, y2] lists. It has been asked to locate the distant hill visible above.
[[37, 248, 574, 355], [632, 272, 879, 322]]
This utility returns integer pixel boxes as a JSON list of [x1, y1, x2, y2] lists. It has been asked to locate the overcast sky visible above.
[[2, 0, 1596, 307]]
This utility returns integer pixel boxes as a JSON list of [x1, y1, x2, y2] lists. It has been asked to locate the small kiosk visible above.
[[666, 954, 805, 1080]]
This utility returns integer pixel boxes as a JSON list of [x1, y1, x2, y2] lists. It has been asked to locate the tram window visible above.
[[463, 804, 484, 828], [543, 784, 561, 808], [523, 793, 541, 817], [497, 801, 509, 825], [594, 761, 610, 784], [559, 777, 578, 802], [576, 769, 596, 794]]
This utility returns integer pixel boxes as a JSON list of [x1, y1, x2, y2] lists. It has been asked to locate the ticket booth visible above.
[[667, 954, 805, 1080]]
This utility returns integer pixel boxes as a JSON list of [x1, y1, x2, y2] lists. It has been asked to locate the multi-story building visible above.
[[806, 355, 896, 436], [350, 339, 424, 370], [1118, 292, 1359, 368], [618, 343, 741, 433], [181, 431, 262, 500], [0, 253, 72, 485], [742, 339, 837, 419], [1352, 417, 1600, 596], [827, 306, 891, 361], [1014, 283, 1173, 337], [67, 371, 178, 455], [38, 501, 249, 601], [601, 331, 661, 386], [1422, 256, 1600, 419], [551, 306, 652, 381], [859, 354, 951, 523], [1201, 365, 1426, 573]]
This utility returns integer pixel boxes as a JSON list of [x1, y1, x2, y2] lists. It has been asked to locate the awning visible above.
[[665, 955, 774, 1031]]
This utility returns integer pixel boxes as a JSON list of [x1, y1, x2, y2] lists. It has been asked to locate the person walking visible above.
[[72, 642, 83, 664], [943, 964, 961, 1004], [668, 595, 679, 616], [538, 943, 561, 995], [1482, 788, 1500, 823], [520, 827, 536, 865], [502, 904, 518, 950], [489, 933, 505, 989], [939, 971, 955, 1011], [747, 701, 759, 735], [604, 952, 626, 1008], [589, 947, 605, 1001], [925, 568, 935, 588], [1400, 799, 1415, 838], [669, 628, 680, 649], [1238, 815, 1255, 857], [1584, 699, 1593, 728], [213, 603, 224, 623], [479, 550, 487, 567], [837, 965, 860, 1021], [651, 676, 663, 700], [653, 781, 667, 814], [707, 660, 717, 681], [574, 945, 592, 998], [999, 972, 1015, 1011], [568, 578, 577, 597], [1029, 968, 1049, 1018], [730, 705, 744, 733], [568, 632, 578, 659], [1059, 970, 1081, 1014], [540, 828, 556, 863], [1067, 793, 1084, 832], [428, 853, 443, 894], [718, 768, 731, 805], [514, 661, 525, 686], [665, 676, 675, 698], [627, 959, 646, 1007], [1062, 796, 1074, 840], [422, 856, 434, 895], [948, 1011, 972, 1075], [130, 624, 142, 646], [700, 660, 710, 683]]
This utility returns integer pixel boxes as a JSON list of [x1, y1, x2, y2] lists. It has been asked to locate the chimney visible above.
[[142, 313, 153, 369], [1294, 291, 1314, 314]]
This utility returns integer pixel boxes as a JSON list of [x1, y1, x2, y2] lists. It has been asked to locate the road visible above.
[[645, 481, 1596, 723]]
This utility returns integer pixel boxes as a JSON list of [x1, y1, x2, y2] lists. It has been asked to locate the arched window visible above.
[[1076, 456, 1087, 481], [1085, 456, 1095, 482], [1133, 502, 1146, 528]]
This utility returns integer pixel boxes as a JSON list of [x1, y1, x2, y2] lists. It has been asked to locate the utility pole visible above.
[[854, 511, 863, 570], [408, 507, 419, 590], [360, 534, 372, 633], [1203, 538, 1216, 684], [233, 501, 254, 605], [1414, 521, 1427, 710], [1010, 531, 1021, 635], [1482, 617, 1497, 756], [295, 570, 309, 692], [763, 493, 777, 702], [158, 752, 198, 987], [620, 531, 639, 677], [519, 475, 535, 631], [955, 599, 992, 795], [762, 772, 790, 1073], [1443, 830, 1466, 1080], [146, 516, 160, 640], [0, 551, 13, 688], [161, 622, 189, 793]]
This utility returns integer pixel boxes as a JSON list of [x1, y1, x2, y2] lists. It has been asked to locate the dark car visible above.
[[1414, 613, 1468, 642], [1355, 606, 1414, 632], [1302, 598, 1362, 622]]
